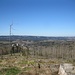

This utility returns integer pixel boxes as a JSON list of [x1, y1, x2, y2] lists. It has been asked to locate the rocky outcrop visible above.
[[58, 63, 75, 75]]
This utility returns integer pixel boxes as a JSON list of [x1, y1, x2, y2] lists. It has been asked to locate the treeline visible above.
[[0, 40, 75, 60], [30, 40, 75, 59]]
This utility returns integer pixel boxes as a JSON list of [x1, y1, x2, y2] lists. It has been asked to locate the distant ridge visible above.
[[0, 35, 75, 41]]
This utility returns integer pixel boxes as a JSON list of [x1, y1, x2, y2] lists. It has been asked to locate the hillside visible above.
[[0, 36, 75, 75]]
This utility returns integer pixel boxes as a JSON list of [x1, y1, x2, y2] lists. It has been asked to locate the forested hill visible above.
[[0, 35, 75, 41]]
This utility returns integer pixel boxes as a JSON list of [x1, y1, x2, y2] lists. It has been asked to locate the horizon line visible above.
[[0, 34, 75, 37]]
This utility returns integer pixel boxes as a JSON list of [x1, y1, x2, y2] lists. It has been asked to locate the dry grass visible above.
[[0, 54, 61, 75]]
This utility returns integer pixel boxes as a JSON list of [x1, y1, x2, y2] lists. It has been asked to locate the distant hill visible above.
[[0, 35, 75, 41]]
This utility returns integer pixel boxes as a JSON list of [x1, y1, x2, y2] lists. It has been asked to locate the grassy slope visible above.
[[0, 53, 74, 75]]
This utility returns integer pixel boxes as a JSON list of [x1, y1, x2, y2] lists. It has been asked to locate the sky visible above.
[[0, 0, 75, 36]]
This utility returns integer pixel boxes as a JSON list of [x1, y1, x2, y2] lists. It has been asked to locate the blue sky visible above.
[[0, 0, 75, 36]]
